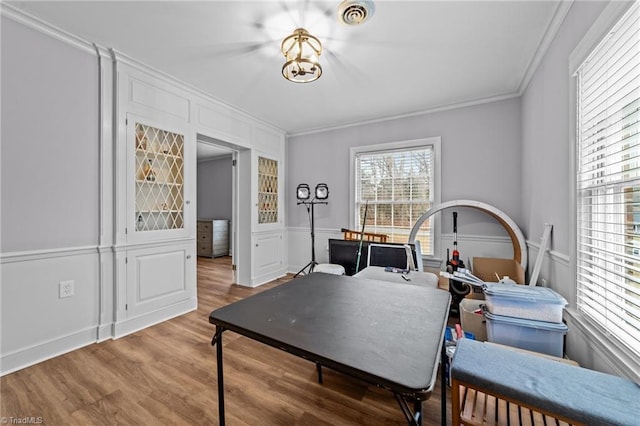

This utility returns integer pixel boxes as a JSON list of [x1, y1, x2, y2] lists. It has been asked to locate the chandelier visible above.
[[281, 28, 322, 83]]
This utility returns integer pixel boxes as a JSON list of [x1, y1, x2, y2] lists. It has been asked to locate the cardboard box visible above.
[[464, 257, 525, 300], [460, 299, 487, 341], [472, 257, 525, 284]]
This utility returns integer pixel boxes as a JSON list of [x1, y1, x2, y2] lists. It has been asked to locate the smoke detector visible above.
[[337, 0, 375, 26]]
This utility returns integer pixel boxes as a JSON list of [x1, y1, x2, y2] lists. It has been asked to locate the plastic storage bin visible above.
[[484, 283, 567, 323], [484, 310, 568, 357]]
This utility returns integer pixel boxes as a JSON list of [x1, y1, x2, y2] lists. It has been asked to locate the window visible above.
[[576, 2, 640, 358], [351, 138, 440, 256]]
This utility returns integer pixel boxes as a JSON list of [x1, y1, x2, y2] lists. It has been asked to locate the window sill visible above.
[[564, 307, 640, 384]]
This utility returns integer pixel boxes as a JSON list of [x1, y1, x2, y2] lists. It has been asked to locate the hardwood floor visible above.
[[1, 257, 452, 425]]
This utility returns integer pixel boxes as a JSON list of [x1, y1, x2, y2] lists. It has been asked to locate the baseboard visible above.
[[96, 324, 113, 342], [1, 326, 97, 376], [247, 270, 287, 288], [112, 297, 197, 338]]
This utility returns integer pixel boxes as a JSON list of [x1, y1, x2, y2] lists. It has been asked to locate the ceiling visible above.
[[197, 140, 234, 160], [7, 1, 563, 135]]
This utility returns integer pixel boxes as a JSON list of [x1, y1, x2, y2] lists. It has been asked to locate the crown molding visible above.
[[517, 0, 574, 95], [287, 91, 521, 138], [1, 3, 109, 57], [287, 1, 574, 138]]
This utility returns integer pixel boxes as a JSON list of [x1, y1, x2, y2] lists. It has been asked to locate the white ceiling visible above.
[[7, 1, 563, 135], [197, 141, 233, 160]]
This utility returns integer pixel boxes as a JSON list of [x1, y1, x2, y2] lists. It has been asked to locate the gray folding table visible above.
[[209, 272, 451, 425]]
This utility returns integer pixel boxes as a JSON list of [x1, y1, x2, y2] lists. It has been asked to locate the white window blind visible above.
[[355, 146, 434, 253], [576, 2, 640, 357]]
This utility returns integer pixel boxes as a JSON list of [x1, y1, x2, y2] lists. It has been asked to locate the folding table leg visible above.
[[414, 399, 423, 426], [441, 340, 447, 426], [212, 326, 225, 426], [394, 394, 423, 426]]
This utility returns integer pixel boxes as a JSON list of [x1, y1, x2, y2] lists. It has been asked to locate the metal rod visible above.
[[394, 394, 413, 424], [355, 201, 369, 273], [441, 340, 447, 426], [295, 200, 326, 277], [310, 203, 316, 271]]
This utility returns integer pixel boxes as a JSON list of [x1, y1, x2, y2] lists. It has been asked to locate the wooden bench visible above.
[[450, 339, 640, 426], [455, 383, 579, 425], [455, 343, 580, 425]]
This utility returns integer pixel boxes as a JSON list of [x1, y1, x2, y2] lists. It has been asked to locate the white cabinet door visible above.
[[252, 231, 284, 284], [125, 243, 196, 319], [126, 113, 194, 243], [254, 151, 283, 231]]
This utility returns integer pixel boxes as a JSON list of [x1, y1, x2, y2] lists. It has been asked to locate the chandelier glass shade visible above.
[[281, 28, 322, 83]]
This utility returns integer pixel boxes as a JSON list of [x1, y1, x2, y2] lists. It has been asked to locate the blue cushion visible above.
[[451, 339, 640, 426]]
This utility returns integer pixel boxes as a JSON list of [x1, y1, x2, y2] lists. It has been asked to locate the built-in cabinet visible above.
[[112, 112, 197, 336], [127, 115, 192, 242], [112, 66, 199, 336], [251, 149, 285, 284], [0, 7, 288, 373], [134, 122, 184, 232], [113, 55, 285, 334], [258, 156, 278, 224]]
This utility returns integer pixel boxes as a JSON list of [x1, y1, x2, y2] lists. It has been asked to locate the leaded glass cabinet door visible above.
[[130, 118, 186, 239], [258, 156, 278, 224]]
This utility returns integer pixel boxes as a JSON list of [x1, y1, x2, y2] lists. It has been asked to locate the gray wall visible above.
[[521, 0, 608, 256], [287, 98, 523, 241], [1, 16, 101, 375], [1, 17, 99, 252], [197, 156, 232, 220], [519, 1, 640, 380]]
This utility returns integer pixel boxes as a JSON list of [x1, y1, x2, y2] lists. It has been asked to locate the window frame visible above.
[[569, 0, 640, 382], [349, 137, 442, 264]]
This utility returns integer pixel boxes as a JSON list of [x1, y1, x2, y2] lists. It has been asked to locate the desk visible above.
[[209, 272, 451, 425]]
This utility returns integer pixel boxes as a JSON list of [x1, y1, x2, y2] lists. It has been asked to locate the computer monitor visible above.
[[328, 239, 369, 276], [367, 243, 421, 271]]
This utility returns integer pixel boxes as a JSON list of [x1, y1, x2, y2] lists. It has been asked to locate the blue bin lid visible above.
[[484, 283, 568, 306], [484, 309, 569, 332]]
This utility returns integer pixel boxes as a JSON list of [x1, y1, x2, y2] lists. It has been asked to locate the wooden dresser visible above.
[[197, 219, 229, 258]]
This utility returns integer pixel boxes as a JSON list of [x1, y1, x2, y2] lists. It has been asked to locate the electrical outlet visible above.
[[59, 280, 74, 298]]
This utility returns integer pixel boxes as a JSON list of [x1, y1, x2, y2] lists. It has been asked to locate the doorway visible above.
[[196, 135, 238, 281]]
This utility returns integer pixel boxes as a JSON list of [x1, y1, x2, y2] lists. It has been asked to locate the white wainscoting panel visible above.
[[133, 249, 185, 303], [0, 250, 100, 375], [250, 231, 285, 287], [114, 243, 196, 337], [197, 103, 252, 143], [129, 77, 190, 121], [253, 125, 283, 156], [97, 246, 115, 342], [287, 228, 344, 273]]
